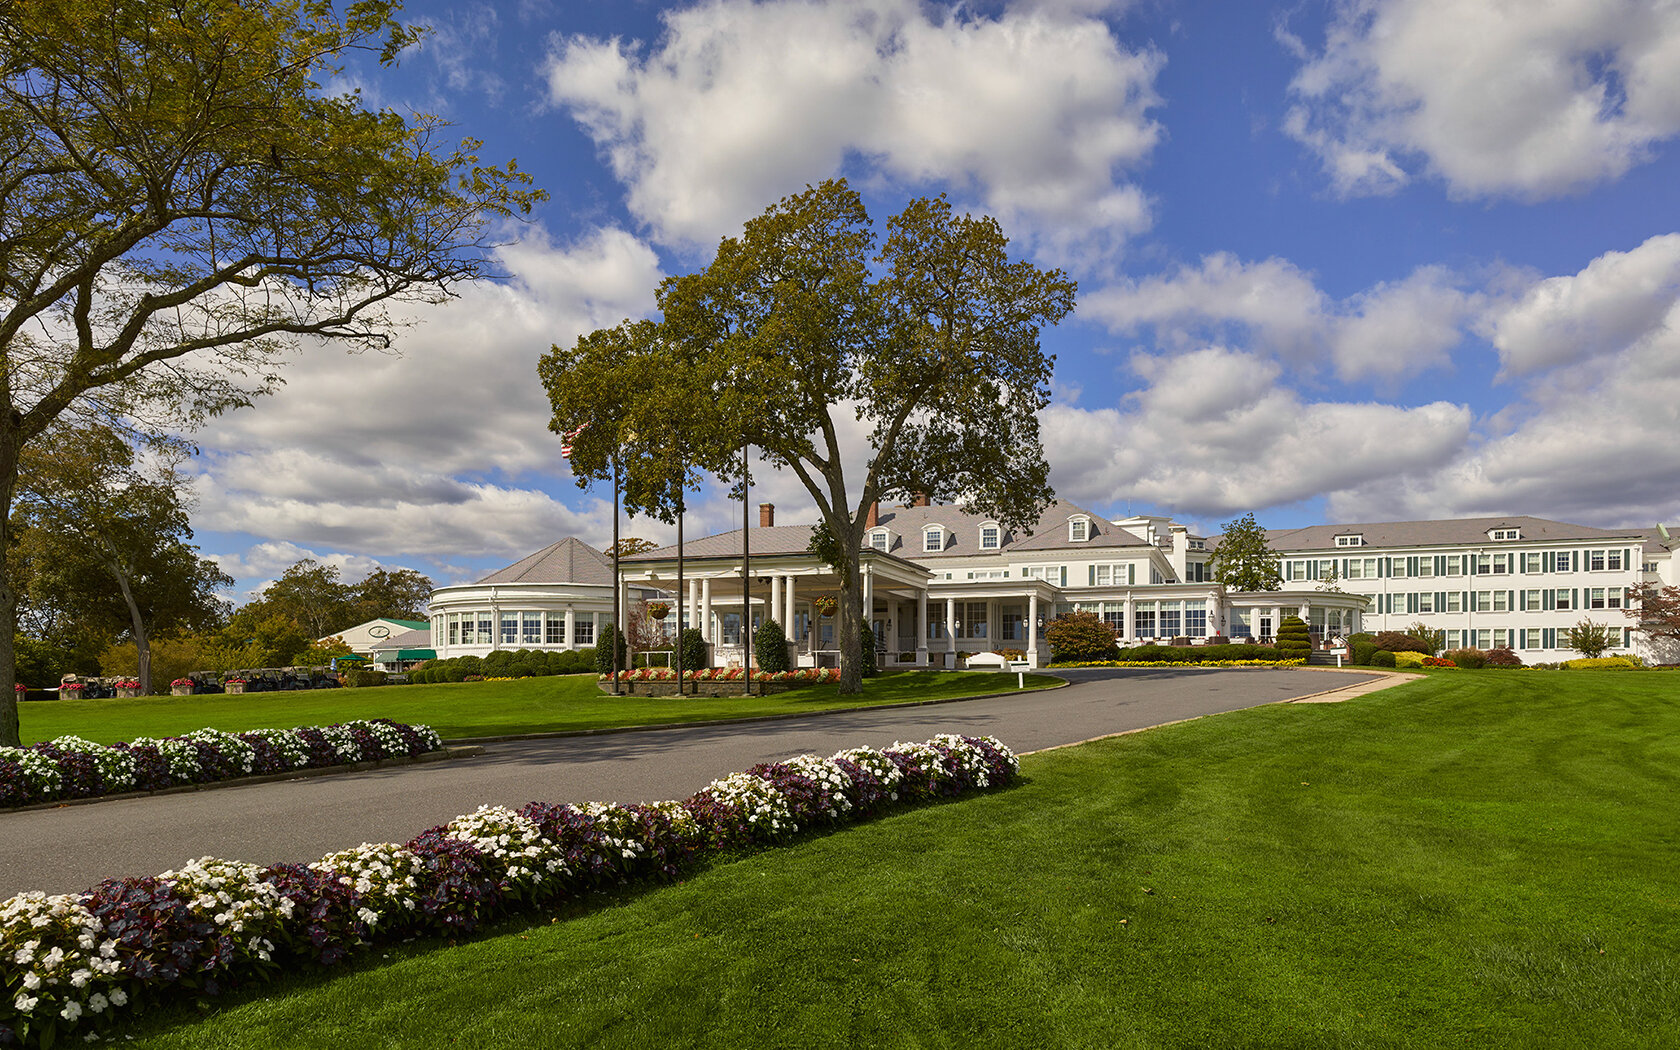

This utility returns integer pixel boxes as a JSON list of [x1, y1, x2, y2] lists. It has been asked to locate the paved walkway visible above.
[[0, 667, 1396, 896]]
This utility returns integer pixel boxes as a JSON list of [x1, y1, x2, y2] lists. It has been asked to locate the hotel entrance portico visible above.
[[619, 527, 937, 669], [923, 580, 1058, 668]]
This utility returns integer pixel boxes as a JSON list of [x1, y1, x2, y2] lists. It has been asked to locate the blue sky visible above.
[[185, 0, 1680, 602]]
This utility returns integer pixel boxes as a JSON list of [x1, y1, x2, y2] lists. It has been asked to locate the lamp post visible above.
[[741, 438, 752, 696]]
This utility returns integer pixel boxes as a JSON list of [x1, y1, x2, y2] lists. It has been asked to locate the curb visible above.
[[2, 746, 486, 815], [444, 678, 1071, 745]]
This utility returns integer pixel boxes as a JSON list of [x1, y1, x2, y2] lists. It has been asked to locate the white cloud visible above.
[[1485, 232, 1680, 376], [1284, 0, 1680, 200], [1083, 252, 1481, 381], [186, 224, 664, 564], [1042, 346, 1473, 516], [544, 0, 1162, 258]]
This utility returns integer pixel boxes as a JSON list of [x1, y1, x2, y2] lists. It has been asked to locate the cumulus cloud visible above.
[[186, 224, 664, 568], [1083, 252, 1483, 381], [1282, 0, 1680, 199], [1484, 232, 1680, 376], [544, 0, 1162, 258], [1042, 346, 1473, 516]]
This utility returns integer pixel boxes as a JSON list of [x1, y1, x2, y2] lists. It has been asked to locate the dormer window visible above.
[[869, 529, 889, 551], [1489, 527, 1521, 541], [979, 522, 1000, 550], [1069, 516, 1090, 542], [1335, 534, 1363, 547], [923, 526, 945, 553]]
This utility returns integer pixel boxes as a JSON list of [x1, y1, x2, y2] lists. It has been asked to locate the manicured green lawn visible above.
[[19, 670, 1058, 744], [119, 670, 1680, 1049]]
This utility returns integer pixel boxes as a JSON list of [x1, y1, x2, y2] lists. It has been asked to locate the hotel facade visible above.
[[426, 500, 1673, 668]]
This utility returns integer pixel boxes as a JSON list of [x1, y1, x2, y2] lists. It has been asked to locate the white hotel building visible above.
[[425, 501, 1674, 668]]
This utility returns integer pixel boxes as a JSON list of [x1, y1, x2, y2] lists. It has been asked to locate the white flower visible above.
[[14, 993, 38, 1013], [108, 988, 128, 1006], [21, 972, 40, 990], [88, 992, 109, 1013], [61, 999, 82, 1021]]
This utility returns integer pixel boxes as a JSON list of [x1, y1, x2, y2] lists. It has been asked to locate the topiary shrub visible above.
[[1351, 640, 1377, 666], [483, 650, 514, 675], [457, 655, 483, 677], [577, 646, 596, 671], [1046, 610, 1120, 663], [1274, 615, 1312, 657], [679, 628, 709, 673], [1484, 646, 1522, 667], [1369, 649, 1397, 668], [755, 619, 790, 673], [1348, 632, 1375, 647], [595, 626, 628, 676], [555, 649, 581, 674], [1444, 648, 1486, 669]]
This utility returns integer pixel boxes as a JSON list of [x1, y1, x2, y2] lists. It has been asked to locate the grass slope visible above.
[[125, 670, 1680, 1048], [19, 671, 1057, 744]]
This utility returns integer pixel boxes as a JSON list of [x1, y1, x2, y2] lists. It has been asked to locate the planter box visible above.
[[599, 680, 792, 697], [171, 685, 194, 696], [224, 683, 246, 695], [115, 688, 140, 699]]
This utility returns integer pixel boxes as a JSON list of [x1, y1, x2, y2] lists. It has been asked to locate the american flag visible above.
[[560, 422, 589, 457]]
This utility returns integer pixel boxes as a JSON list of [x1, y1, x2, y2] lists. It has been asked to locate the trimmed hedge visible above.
[[1103, 643, 1283, 664], [0, 734, 1019, 1048], [414, 649, 595, 684], [1369, 650, 1397, 668]]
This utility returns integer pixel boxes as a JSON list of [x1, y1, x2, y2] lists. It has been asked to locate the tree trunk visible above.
[[0, 415, 20, 746], [111, 560, 151, 695], [836, 532, 864, 696]]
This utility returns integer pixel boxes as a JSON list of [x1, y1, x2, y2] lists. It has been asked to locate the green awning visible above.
[[393, 649, 437, 660]]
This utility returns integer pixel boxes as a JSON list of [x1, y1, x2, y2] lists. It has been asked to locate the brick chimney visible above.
[[912, 491, 930, 507], [758, 502, 775, 527], [865, 500, 879, 528]]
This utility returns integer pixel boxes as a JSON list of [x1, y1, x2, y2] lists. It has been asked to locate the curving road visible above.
[[0, 667, 1381, 896]]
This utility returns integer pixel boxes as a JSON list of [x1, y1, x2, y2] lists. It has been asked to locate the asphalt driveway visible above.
[[0, 667, 1383, 896]]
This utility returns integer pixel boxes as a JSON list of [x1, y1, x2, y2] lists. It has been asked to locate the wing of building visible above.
[[422, 504, 1677, 668]]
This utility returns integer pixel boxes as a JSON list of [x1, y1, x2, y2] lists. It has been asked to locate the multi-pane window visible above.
[[1418, 593, 1435, 613], [924, 528, 944, 552], [522, 612, 543, 645], [1474, 591, 1492, 612], [1525, 553, 1543, 573], [546, 615, 566, 645], [1184, 600, 1208, 637], [1102, 602, 1123, 636], [960, 602, 989, 640], [1473, 629, 1491, 650], [1095, 564, 1112, 586], [447, 617, 460, 645], [1589, 550, 1605, 571], [870, 531, 888, 551], [1158, 601, 1182, 637], [1525, 628, 1544, 649], [1443, 558, 1463, 577], [1070, 518, 1089, 541], [980, 525, 1000, 550], [1416, 559, 1434, 578], [1335, 535, 1362, 547], [1445, 592, 1462, 613], [1555, 588, 1573, 610], [1494, 590, 1509, 612], [1002, 608, 1024, 641], [1134, 603, 1157, 637], [500, 612, 518, 645], [1493, 629, 1509, 649], [574, 615, 595, 646], [1491, 528, 1520, 540]]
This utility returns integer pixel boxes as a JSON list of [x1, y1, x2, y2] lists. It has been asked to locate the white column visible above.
[[701, 577, 713, 642], [1027, 592, 1040, 667], [946, 596, 958, 658], [785, 575, 797, 638], [916, 587, 929, 665], [1124, 596, 1136, 641], [862, 567, 874, 622], [687, 579, 700, 636], [770, 575, 783, 628], [564, 607, 575, 650]]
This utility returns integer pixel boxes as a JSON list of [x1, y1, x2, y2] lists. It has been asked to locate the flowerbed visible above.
[[1048, 659, 1306, 669], [0, 721, 445, 810], [0, 734, 1018, 1048], [599, 668, 842, 684]]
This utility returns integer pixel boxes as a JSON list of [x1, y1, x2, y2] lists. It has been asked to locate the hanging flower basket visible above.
[[646, 601, 671, 621], [813, 594, 838, 617]]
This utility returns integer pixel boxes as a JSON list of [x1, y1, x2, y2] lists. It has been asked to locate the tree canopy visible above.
[[1210, 513, 1282, 592], [13, 424, 231, 692], [0, 0, 540, 743], [546, 179, 1076, 694]]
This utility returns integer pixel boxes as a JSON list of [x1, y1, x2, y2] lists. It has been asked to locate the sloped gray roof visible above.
[[623, 501, 1144, 563], [1212, 515, 1648, 552], [1635, 526, 1678, 554], [476, 537, 613, 586], [370, 628, 431, 651]]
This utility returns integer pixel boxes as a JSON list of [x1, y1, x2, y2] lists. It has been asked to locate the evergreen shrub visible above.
[[1369, 650, 1397, 667], [754, 619, 790, 673]]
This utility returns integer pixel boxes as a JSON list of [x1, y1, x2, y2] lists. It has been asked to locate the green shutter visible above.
[[1088, 565, 1095, 586]]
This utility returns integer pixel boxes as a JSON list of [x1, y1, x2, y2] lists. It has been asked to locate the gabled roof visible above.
[[369, 628, 431, 651], [870, 500, 1145, 558], [1215, 515, 1648, 553], [476, 537, 613, 586], [623, 524, 821, 561]]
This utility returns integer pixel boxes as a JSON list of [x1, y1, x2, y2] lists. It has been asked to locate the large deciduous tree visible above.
[[0, 0, 541, 743], [15, 424, 232, 693], [627, 179, 1074, 694], [1626, 582, 1680, 661], [1211, 513, 1283, 592]]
